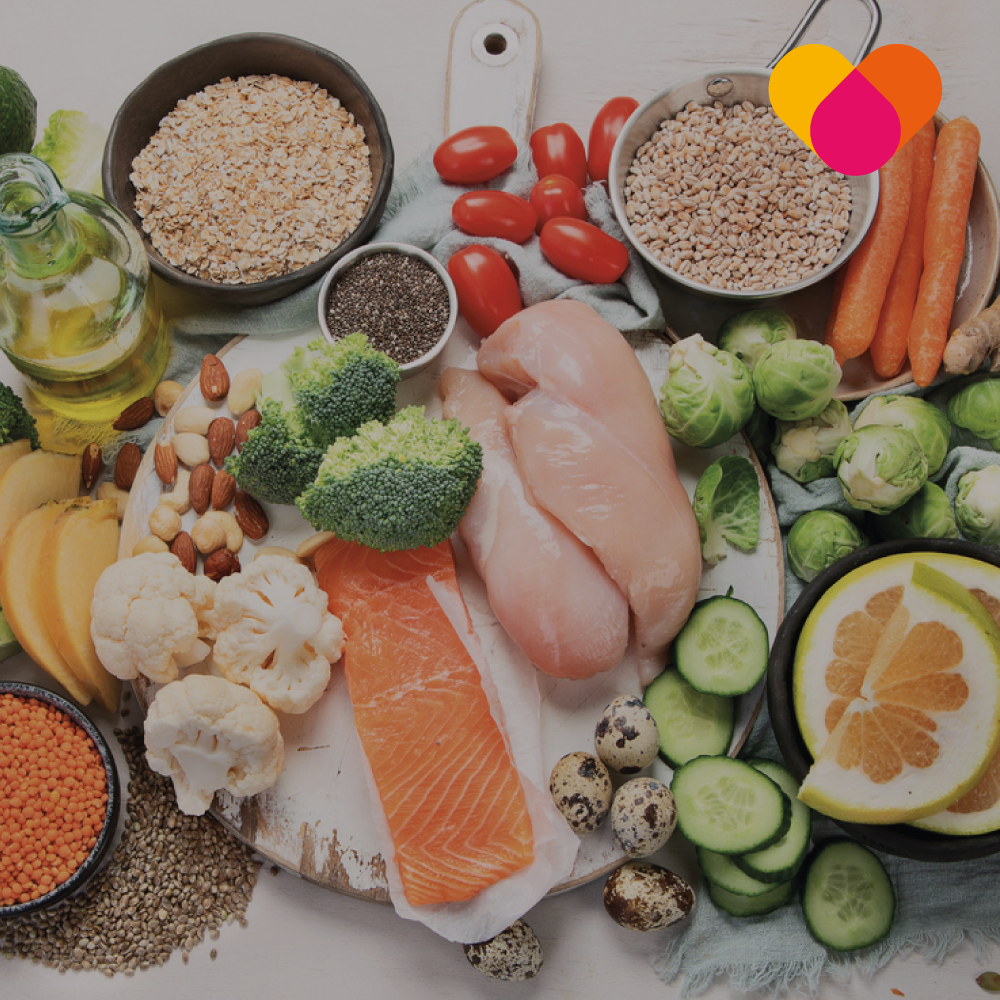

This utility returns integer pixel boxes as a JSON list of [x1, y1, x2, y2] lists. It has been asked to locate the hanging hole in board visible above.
[[471, 22, 519, 66]]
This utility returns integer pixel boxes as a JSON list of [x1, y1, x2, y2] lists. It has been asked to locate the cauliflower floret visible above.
[[145, 674, 284, 815], [212, 555, 344, 714], [90, 552, 217, 683]]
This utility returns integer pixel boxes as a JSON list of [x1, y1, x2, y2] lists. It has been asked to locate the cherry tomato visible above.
[[433, 126, 518, 184], [587, 96, 639, 185], [451, 190, 537, 244], [448, 244, 523, 338], [529, 123, 588, 188], [529, 175, 588, 234], [539, 217, 629, 284]]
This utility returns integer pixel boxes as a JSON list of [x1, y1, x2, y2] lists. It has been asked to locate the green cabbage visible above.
[[31, 110, 107, 197], [955, 465, 1000, 545], [875, 482, 959, 541], [834, 425, 929, 513], [692, 455, 760, 565], [772, 399, 851, 483], [853, 395, 952, 475], [787, 511, 867, 583]]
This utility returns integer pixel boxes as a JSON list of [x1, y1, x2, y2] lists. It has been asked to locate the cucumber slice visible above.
[[709, 877, 796, 917], [802, 840, 896, 951], [674, 595, 769, 696], [698, 846, 789, 898], [643, 668, 735, 767], [733, 759, 812, 884], [672, 756, 791, 855]]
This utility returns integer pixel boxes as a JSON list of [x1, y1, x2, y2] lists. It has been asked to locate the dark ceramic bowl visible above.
[[102, 32, 394, 306], [768, 537, 1000, 862], [0, 682, 120, 915]]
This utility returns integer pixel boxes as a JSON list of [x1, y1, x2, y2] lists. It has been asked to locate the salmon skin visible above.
[[314, 537, 535, 907]]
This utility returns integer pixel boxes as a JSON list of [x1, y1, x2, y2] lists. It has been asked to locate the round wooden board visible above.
[[657, 113, 1000, 401], [121, 320, 783, 902]]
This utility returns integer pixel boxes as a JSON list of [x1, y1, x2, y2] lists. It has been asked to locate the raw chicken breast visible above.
[[477, 300, 701, 682], [440, 367, 629, 679]]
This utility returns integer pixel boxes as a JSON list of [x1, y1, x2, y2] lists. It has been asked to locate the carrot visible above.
[[909, 116, 981, 386], [823, 261, 848, 343], [869, 121, 937, 378], [825, 142, 914, 364]]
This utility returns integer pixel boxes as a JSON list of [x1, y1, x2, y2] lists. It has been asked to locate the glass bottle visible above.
[[0, 153, 169, 422]]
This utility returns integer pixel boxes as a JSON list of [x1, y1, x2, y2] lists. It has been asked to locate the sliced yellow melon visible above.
[[42, 498, 121, 713], [0, 449, 81, 548], [0, 500, 94, 705]]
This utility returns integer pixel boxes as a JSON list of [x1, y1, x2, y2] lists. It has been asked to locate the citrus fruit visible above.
[[0, 66, 37, 155], [793, 553, 1000, 824]]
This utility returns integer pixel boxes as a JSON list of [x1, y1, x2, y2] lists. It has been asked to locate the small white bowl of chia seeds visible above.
[[317, 242, 458, 379]]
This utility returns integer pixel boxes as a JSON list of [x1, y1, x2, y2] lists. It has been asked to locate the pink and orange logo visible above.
[[769, 44, 942, 176]]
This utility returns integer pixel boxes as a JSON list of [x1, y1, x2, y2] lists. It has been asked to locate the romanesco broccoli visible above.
[[285, 333, 400, 443], [0, 382, 39, 449], [295, 405, 483, 552]]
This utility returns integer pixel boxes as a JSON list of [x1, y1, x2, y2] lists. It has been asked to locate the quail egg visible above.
[[463, 919, 543, 981], [603, 860, 695, 931], [594, 695, 659, 774], [610, 775, 678, 857], [549, 751, 613, 834]]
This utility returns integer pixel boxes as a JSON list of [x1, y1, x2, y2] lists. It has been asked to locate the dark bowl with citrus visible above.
[[768, 537, 1000, 862]]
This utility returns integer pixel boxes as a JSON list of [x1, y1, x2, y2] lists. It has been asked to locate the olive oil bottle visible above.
[[0, 153, 168, 422]]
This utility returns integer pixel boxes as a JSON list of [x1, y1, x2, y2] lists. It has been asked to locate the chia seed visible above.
[[324, 252, 451, 365]]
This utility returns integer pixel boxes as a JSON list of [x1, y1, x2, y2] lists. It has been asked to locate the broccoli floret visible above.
[[296, 405, 483, 552], [224, 368, 327, 505], [285, 334, 400, 443], [0, 383, 39, 449]]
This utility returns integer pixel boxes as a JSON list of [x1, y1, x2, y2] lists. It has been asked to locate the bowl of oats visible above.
[[102, 33, 394, 305], [608, 66, 880, 302]]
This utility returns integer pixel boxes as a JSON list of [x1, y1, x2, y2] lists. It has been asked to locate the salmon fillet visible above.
[[439, 367, 629, 679], [313, 537, 535, 906]]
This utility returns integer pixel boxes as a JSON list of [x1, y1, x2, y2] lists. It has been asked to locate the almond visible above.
[[236, 408, 262, 451], [81, 444, 103, 491], [114, 442, 142, 490], [200, 354, 230, 402], [113, 396, 155, 431], [207, 417, 236, 465], [170, 531, 197, 573], [189, 463, 216, 515], [154, 441, 178, 485], [211, 469, 237, 510], [204, 548, 240, 582], [233, 490, 270, 540]]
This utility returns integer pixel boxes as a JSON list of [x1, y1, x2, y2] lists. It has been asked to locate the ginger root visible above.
[[943, 297, 1000, 374]]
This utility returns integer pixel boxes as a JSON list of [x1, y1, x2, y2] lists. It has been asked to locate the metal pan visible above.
[[608, 0, 882, 304]]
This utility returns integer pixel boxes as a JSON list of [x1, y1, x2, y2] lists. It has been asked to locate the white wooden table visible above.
[[4, 0, 1000, 996]]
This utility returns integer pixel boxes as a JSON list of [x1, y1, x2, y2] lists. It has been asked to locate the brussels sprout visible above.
[[659, 335, 755, 448], [772, 399, 851, 483], [852, 395, 952, 475], [787, 510, 867, 583], [947, 378, 1000, 450], [834, 425, 928, 513], [752, 340, 842, 421], [955, 465, 1000, 544], [874, 482, 960, 541], [716, 308, 796, 372], [692, 455, 760, 565]]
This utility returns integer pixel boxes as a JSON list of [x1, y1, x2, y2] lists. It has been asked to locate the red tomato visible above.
[[539, 218, 629, 284], [529, 175, 588, 234], [433, 126, 518, 184], [448, 245, 523, 338], [529, 123, 588, 188], [451, 190, 537, 244], [587, 96, 639, 185]]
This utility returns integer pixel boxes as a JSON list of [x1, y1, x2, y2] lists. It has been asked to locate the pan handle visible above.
[[766, 0, 882, 70]]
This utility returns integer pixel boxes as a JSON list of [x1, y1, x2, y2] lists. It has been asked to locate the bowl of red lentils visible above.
[[317, 242, 458, 379], [0, 683, 120, 916], [102, 33, 395, 306]]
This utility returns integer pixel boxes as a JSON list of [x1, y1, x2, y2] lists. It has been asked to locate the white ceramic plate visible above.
[[122, 320, 783, 901]]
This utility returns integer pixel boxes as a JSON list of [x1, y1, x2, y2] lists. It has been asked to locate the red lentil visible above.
[[0, 693, 108, 906]]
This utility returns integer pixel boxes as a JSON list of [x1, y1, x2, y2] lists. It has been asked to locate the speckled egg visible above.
[[463, 919, 543, 981], [603, 861, 695, 931], [549, 751, 613, 835], [610, 776, 678, 857], [594, 695, 659, 774]]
